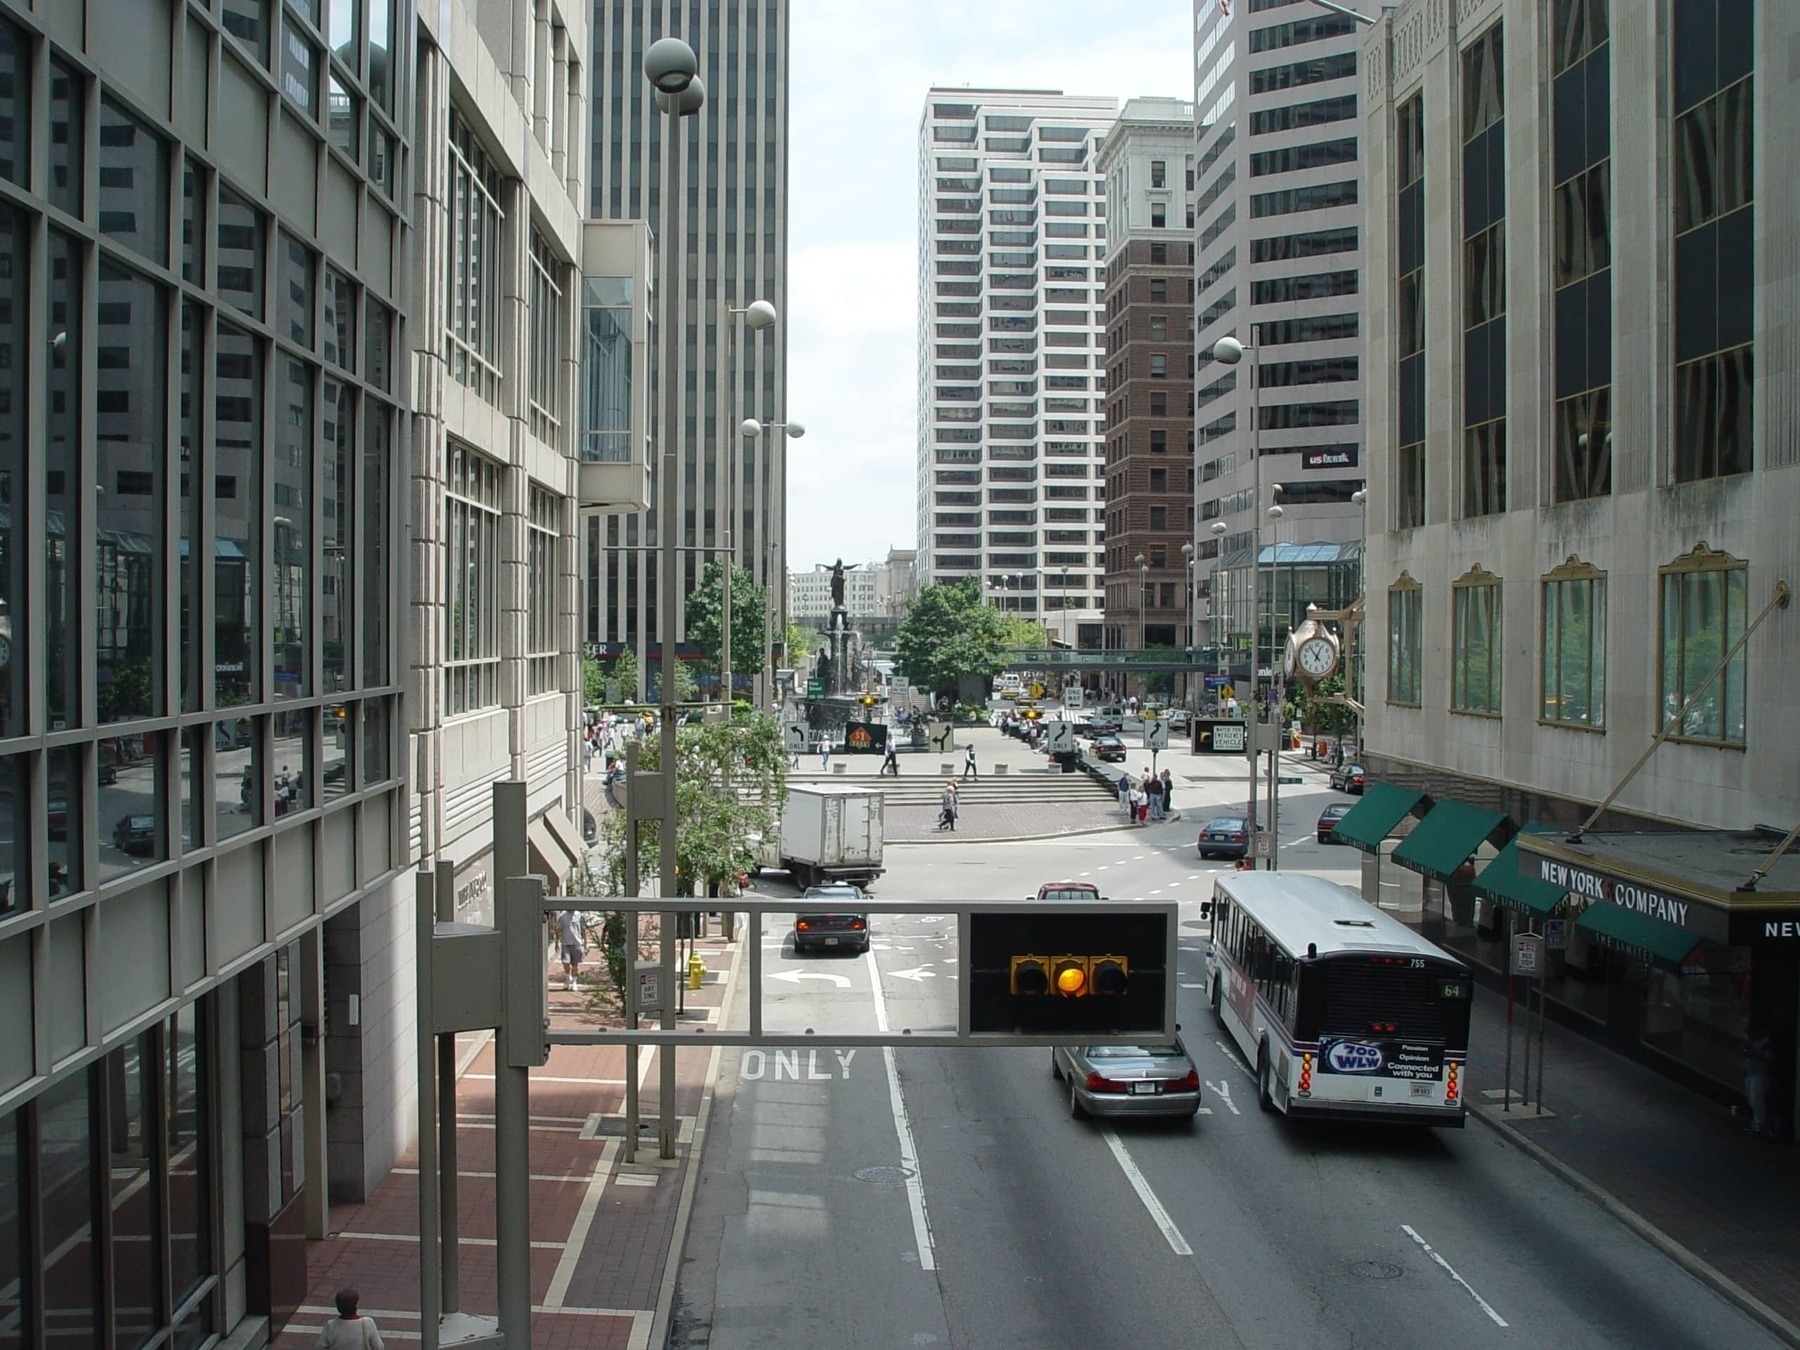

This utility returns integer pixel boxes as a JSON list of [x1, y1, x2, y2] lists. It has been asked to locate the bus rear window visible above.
[[1318, 960, 1465, 1042]]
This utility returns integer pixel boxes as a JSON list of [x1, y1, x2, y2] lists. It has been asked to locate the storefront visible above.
[[1516, 830, 1800, 1140]]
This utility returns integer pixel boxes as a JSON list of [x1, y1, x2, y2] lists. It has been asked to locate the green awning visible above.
[[1575, 901, 1703, 972], [1330, 782, 1428, 855], [1392, 799, 1510, 883], [1474, 825, 1567, 916]]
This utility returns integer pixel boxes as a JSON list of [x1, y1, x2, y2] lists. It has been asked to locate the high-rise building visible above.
[[0, 0, 612, 1342], [1190, 0, 1368, 668], [1358, 0, 1799, 1130], [1097, 97, 1198, 678], [915, 88, 1117, 636], [584, 1, 790, 693]]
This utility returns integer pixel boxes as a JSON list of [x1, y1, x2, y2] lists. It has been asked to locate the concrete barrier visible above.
[[832, 762, 847, 774], [993, 763, 1009, 775]]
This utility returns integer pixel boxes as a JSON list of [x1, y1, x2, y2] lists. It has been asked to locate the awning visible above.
[[1392, 799, 1509, 883], [528, 814, 582, 891], [1474, 825, 1567, 916], [1575, 901, 1703, 971], [1330, 781, 1428, 855], [542, 806, 588, 871]]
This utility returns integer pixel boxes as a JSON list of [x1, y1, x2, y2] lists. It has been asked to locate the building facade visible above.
[[584, 0, 790, 692], [915, 88, 1117, 635], [1097, 98, 1198, 672], [1190, 0, 1369, 669], [787, 549, 917, 630], [0, 0, 613, 1344], [1358, 0, 1800, 1129]]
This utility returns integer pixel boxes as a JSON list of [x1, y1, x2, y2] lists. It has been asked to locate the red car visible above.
[[1033, 881, 1101, 902], [1317, 802, 1352, 844]]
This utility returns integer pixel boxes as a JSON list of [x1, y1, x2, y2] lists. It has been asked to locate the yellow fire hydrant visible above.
[[687, 950, 706, 990]]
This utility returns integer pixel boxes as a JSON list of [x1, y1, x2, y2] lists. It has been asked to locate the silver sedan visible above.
[[1052, 1039, 1202, 1120]]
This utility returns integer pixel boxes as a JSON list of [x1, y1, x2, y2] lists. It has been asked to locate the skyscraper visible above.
[[585, 1, 790, 689], [916, 88, 1118, 627]]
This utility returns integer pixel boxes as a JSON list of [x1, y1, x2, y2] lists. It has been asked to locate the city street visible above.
[[670, 762, 1781, 1349]]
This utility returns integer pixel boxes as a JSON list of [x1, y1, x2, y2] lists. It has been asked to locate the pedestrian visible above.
[[790, 737, 801, 770], [555, 909, 586, 992], [1744, 1019, 1776, 1138], [820, 737, 832, 771], [315, 1288, 384, 1349], [881, 742, 900, 776], [963, 743, 979, 780], [1128, 779, 1147, 825], [939, 780, 959, 832], [1145, 770, 1164, 821], [1118, 773, 1132, 817], [1161, 768, 1175, 818]]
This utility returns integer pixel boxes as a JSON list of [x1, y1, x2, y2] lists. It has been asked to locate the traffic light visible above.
[[1050, 956, 1089, 996], [1020, 707, 1042, 721], [1090, 956, 1128, 996], [1010, 955, 1049, 995], [969, 906, 1172, 1038], [858, 693, 877, 708]]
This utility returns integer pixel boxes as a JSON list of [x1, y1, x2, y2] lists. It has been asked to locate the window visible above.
[[1450, 569, 1502, 715], [1672, 0, 1753, 482], [98, 99, 170, 267], [1541, 557, 1606, 728], [1250, 12, 1358, 52], [528, 230, 565, 444], [1385, 93, 1424, 528], [1658, 545, 1746, 744], [1251, 179, 1356, 217], [1251, 49, 1356, 95], [528, 488, 560, 695], [1150, 202, 1166, 228], [445, 444, 503, 714], [1387, 576, 1422, 706], [447, 108, 506, 400], [1253, 270, 1357, 303], [1463, 24, 1506, 518], [1150, 159, 1166, 188], [1149, 506, 1167, 530], [581, 276, 632, 461], [1149, 277, 1167, 302], [1150, 354, 1167, 379], [1249, 136, 1357, 176], [1252, 93, 1357, 135]]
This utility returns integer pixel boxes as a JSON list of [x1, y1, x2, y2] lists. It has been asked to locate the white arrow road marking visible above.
[[1402, 1225, 1509, 1327], [1285, 834, 1311, 847], [1100, 1129, 1192, 1256], [770, 969, 852, 989], [1205, 1081, 1241, 1116], [864, 949, 935, 1271], [1179, 982, 1205, 989], [888, 966, 937, 982], [1214, 1041, 1254, 1080]]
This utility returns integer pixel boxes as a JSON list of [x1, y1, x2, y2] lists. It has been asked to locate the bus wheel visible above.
[[1256, 1043, 1275, 1113], [1210, 978, 1224, 1025]]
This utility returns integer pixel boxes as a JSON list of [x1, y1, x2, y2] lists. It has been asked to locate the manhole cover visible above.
[[854, 1165, 915, 1184], [1348, 1261, 1403, 1280]]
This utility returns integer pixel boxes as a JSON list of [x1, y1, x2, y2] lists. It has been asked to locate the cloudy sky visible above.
[[781, 0, 1193, 572]]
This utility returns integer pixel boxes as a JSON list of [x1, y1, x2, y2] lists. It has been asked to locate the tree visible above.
[[582, 656, 606, 706], [595, 709, 787, 896], [683, 559, 769, 683], [892, 580, 1010, 701], [997, 613, 1048, 650], [608, 648, 642, 702], [1287, 674, 1357, 738], [784, 620, 812, 666]]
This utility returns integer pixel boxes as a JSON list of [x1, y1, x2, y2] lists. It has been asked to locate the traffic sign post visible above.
[[1506, 931, 1548, 1115], [1047, 720, 1076, 754], [1252, 831, 1273, 859], [781, 724, 807, 756], [1544, 918, 1569, 950]]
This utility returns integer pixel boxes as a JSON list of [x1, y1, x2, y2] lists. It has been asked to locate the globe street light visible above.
[[742, 416, 805, 703], [1209, 520, 1229, 697], [1134, 552, 1147, 698], [1181, 542, 1195, 707], [720, 299, 777, 711], [1213, 327, 1266, 862]]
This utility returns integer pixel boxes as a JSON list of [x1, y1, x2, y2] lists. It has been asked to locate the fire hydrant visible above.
[[687, 950, 706, 990]]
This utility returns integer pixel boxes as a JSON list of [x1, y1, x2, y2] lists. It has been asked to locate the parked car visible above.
[[1092, 735, 1127, 763], [793, 884, 869, 954], [1032, 881, 1102, 903], [112, 813, 156, 855], [1165, 709, 1192, 733], [1052, 1038, 1202, 1120], [1316, 802, 1353, 844], [1330, 762, 1368, 794], [1197, 815, 1253, 860]]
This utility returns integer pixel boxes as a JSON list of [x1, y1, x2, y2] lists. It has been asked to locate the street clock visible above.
[[1285, 619, 1340, 687]]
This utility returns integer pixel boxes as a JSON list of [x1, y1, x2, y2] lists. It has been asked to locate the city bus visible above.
[[1205, 872, 1471, 1126]]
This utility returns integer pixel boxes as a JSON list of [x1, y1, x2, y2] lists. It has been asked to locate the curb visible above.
[[1469, 1108, 1800, 1347], [889, 816, 1192, 847]]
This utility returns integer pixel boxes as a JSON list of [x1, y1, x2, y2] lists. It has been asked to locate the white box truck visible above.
[[757, 783, 885, 890]]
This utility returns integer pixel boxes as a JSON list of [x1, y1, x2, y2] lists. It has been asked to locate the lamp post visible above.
[[1209, 519, 1228, 706], [1180, 541, 1195, 708], [1267, 501, 1286, 868], [741, 416, 805, 710], [1351, 487, 1368, 757], [720, 299, 776, 713], [1212, 327, 1264, 862], [1134, 552, 1146, 701]]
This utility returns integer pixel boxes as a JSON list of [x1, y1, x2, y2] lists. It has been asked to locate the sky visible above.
[[781, 0, 1194, 572]]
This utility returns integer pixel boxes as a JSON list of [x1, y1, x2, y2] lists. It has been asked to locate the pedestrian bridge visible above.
[[999, 647, 1228, 673]]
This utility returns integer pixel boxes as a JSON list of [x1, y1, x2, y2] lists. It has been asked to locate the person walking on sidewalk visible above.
[[555, 910, 586, 992], [963, 743, 979, 780], [820, 737, 832, 771], [881, 741, 900, 776], [1145, 769, 1164, 821], [315, 1289, 384, 1349], [1161, 768, 1175, 819], [1128, 778, 1147, 826], [1743, 1020, 1777, 1139], [1118, 772, 1132, 817], [939, 781, 959, 832]]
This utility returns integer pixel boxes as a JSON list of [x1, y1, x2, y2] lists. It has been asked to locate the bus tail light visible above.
[[1445, 1061, 1460, 1105], [1297, 1052, 1313, 1097]]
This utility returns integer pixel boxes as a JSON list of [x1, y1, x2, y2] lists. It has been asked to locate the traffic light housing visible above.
[[1009, 955, 1049, 995], [1020, 707, 1042, 721], [969, 906, 1172, 1038], [858, 693, 877, 707]]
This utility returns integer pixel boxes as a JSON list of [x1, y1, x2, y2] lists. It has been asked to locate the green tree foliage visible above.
[[595, 709, 787, 897], [785, 620, 812, 665], [1287, 674, 1357, 738], [582, 656, 606, 706], [683, 559, 769, 678], [608, 649, 642, 702], [997, 613, 1049, 650], [892, 580, 1010, 700]]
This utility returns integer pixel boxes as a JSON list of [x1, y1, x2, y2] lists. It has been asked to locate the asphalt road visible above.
[[671, 766, 1780, 1349]]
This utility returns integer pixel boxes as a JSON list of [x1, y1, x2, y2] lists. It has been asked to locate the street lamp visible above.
[[1180, 541, 1195, 707], [1134, 552, 1147, 700], [1351, 487, 1368, 756], [720, 299, 776, 711], [1209, 520, 1229, 703], [742, 416, 805, 707], [1213, 327, 1267, 862]]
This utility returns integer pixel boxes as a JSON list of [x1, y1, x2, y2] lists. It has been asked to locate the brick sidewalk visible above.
[[273, 927, 739, 1349]]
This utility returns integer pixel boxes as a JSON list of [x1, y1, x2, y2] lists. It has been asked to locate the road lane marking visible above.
[[1204, 1081, 1241, 1115], [1401, 1224, 1509, 1327], [1180, 982, 1205, 989], [770, 969, 852, 988], [1284, 834, 1311, 847], [1099, 1129, 1192, 1257], [1213, 1041, 1254, 1080], [865, 948, 936, 1272], [544, 1138, 620, 1307]]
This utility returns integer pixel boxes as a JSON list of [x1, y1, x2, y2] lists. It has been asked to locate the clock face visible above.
[[1298, 636, 1337, 678]]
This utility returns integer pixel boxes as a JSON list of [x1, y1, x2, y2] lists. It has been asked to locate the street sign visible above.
[[781, 724, 807, 754], [1511, 933, 1544, 977], [1277, 775, 1302, 785], [635, 962, 663, 1015], [926, 719, 955, 754], [805, 677, 824, 699], [1143, 720, 1169, 750], [1047, 720, 1076, 754], [1204, 675, 1230, 690], [1195, 719, 1247, 754], [1062, 685, 1084, 710], [1253, 832, 1273, 858], [1544, 918, 1569, 951]]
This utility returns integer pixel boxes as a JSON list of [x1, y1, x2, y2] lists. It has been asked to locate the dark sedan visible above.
[[1092, 735, 1127, 762], [1330, 762, 1368, 794], [1317, 802, 1353, 844], [1197, 815, 1252, 860], [1052, 1039, 1202, 1120], [112, 813, 156, 856], [793, 884, 869, 954]]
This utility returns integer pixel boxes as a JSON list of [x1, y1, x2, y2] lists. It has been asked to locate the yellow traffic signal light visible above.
[[1021, 707, 1041, 721], [1090, 956, 1129, 996], [1010, 955, 1050, 995], [858, 693, 876, 706], [1051, 957, 1089, 997]]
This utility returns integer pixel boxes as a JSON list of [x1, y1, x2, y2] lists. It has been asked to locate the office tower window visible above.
[[1387, 576, 1422, 706], [1541, 557, 1606, 728], [1396, 95, 1425, 528], [0, 206, 20, 737], [1150, 159, 1165, 187], [528, 230, 565, 444], [445, 442, 502, 714], [447, 107, 505, 401], [528, 488, 559, 695], [1658, 545, 1746, 744], [48, 230, 84, 728], [48, 59, 83, 216], [273, 357, 311, 698], [323, 380, 353, 693], [222, 0, 272, 66], [216, 187, 264, 319], [98, 99, 170, 266], [0, 17, 28, 187], [214, 323, 261, 706], [1672, 0, 1753, 482], [1462, 23, 1506, 518], [1451, 570, 1502, 715], [1553, 0, 1612, 500]]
